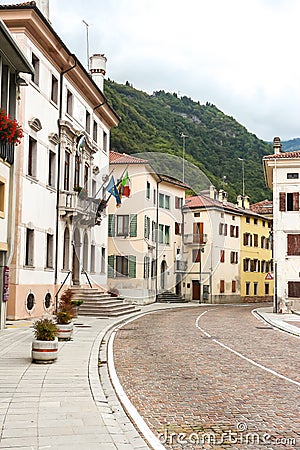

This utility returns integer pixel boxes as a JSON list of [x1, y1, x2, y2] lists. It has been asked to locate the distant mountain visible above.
[[104, 80, 273, 203], [282, 138, 300, 152]]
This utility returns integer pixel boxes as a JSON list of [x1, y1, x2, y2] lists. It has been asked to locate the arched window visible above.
[[63, 227, 70, 270]]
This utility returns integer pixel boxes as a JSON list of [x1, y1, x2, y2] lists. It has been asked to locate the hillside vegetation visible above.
[[104, 80, 273, 203]]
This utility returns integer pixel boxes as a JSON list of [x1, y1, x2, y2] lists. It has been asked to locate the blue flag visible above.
[[106, 176, 121, 206]]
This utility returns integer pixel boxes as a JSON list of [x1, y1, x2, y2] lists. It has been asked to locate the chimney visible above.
[[243, 196, 250, 209], [209, 185, 217, 199], [36, 0, 50, 20], [237, 194, 243, 208], [218, 189, 228, 204], [89, 54, 107, 91], [273, 136, 282, 155]]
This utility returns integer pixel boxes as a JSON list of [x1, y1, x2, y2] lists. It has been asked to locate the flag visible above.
[[77, 135, 85, 153], [106, 176, 121, 206], [121, 171, 131, 197]]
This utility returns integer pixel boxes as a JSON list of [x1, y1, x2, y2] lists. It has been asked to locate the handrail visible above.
[[82, 269, 93, 289], [55, 270, 71, 311]]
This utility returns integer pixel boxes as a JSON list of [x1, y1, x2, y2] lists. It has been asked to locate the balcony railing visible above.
[[59, 191, 99, 226], [0, 141, 14, 165], [183, 233, 208, 245]]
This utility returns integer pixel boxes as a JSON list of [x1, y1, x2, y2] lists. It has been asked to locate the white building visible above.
[[263, 137, 300, 312], [108, 151, 187, 304], [0, 2, 119, 320], [183, 187, 242, 303], [0, 19, 33, 329]]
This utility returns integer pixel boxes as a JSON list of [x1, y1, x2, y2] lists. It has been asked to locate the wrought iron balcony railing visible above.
[[183, 233, 208, 245], [0, 141, 14, 165]]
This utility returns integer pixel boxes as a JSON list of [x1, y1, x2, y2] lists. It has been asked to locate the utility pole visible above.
[[181, 133, 188, 183]]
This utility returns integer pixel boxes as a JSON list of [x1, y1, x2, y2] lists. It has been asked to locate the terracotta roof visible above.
[[0, 2, 36, 8], [109, 151, 149, 164], [159, 174, 190, 189], [263, 150, 300, 160], [250, 199, 273, 215], [184, 195, 241, 214]]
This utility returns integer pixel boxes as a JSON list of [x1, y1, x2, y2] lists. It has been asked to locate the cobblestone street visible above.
[[113, 305, 300, 449]]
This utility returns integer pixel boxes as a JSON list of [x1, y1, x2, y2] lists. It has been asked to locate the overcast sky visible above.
[[3, 0, 300, 141]]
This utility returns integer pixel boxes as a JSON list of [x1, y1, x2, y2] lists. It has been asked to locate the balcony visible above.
[[0, 141, 14, 165], [59, 191, 99, 226], [183, 233, 208, 245]]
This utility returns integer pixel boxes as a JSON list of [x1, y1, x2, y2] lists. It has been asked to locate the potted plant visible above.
[[55, 290, 74, 340], [32, 317, 58, 363], [71, 299, 83, 317], [0, 109, 23, 145]]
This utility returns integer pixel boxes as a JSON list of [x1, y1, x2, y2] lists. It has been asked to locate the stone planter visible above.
[[56, 322, 73, 341], [32, 338, 58, 363]]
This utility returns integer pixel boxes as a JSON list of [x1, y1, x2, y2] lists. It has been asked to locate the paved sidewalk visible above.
[[0, 302, 298, 450]]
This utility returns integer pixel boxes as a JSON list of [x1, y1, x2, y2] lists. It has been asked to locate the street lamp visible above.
[[181, 133, 188, 183], [238, 157, 245, 198]]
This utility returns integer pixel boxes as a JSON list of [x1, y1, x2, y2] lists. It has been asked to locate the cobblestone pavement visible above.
[[113, 305, 300, 449]]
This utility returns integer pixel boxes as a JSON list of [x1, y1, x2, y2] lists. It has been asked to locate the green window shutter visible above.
[[108, 214, 115, 237], [107, 255, 115, 278], [130, 214, 137, 237], [128, 255, 136, 278]]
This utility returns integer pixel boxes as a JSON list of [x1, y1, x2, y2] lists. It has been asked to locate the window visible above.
[[159, 224, 164, 243], [116, 255, 128, 277], [146, 181, 150, 199], [254, 282, 258, 296], [243, 258, 251, 272], [63, 227, 70, 270], [165, 195, 170, 210], [44, 293, 52, 310], [194, 212, 200, 218], [243, 233, 252, 246], [287, 234, 300, 255], [230, 225, 239, 238], [175, 222, 181, 235], [64, 151, 70, 191], [220, 249, 225, 263], [175, 197, 183, 209], [90, 245, 95, 273], [220, 280, 225, 293], [246, 282, 250, 296], [193, 222, 204, 243], [28, 137, 37, 177], [265, 283, 270, 295], [1, 65, 9, 110], [165, 225, 170, 245], [93, 120, 98, 142], [74, 155, 80, 189], [152, 221, 156, 242], [230, 251, 238, 264], [0, 179, 5, 218], [144, 256, 150, 278], [153, 188, 156, 204], [253, 234, 258, 247], [101, 247, 105, 273], [159, 193, 164, 208], [51, 75, 58, 103], [103, 131, 107, 152], [86, 111, 91, 134], [287, 173, 299, 179], [261, 260, 266, 273], [144, 216, 151, 239], [288, 281, 300, 297], [66, 89, 73, 115], [192, 249, 201, 262], [252, 259, 260, 272], [31, 53, 40, 85], [232, 280, 236, 293], [254, 218, 258, 225], [280, 192, 299, 211], [246, 217, 250, 223], [25, 228, 34, 266], [219, 223, 227, 236], [84, 164, 89, 193], [48, 150, 56, 187], [46, 233, 53, 268], [117, 215, 129, 236]]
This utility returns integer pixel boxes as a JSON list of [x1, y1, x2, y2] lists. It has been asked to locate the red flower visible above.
[[0, 109, 23, 145]]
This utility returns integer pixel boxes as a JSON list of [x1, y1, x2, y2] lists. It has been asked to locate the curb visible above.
[[253, 309, 300, 337]]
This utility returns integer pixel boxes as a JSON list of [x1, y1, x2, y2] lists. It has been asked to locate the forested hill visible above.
[[104, 80, 273, 203]]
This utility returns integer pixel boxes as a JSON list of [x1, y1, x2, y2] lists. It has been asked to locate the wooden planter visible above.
[[56, 322, 73, 341], [32, 338, 58, 363]]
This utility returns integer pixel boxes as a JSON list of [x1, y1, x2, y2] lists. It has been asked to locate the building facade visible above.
[[0, 3, 119, 320], [264, 137, 300, 312], [0, 19, 33, 329], [107, 151, 186, 304]]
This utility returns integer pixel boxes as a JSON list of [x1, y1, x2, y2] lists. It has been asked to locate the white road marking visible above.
[[195, 311, 300, 387]]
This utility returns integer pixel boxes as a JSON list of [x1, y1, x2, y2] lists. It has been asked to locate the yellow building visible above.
[[239, 196, 273, 302]]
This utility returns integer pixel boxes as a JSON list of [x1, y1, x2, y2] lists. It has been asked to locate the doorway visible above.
[[160, 260, 167, 290], [192, 280, 200, 301]]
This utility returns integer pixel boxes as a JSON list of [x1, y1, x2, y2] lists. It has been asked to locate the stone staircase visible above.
[[156, 290, 188, 303], [68, 287, 140, 317]]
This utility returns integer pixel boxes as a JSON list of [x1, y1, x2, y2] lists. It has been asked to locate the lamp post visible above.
[[82, 20, 90, 71], [181, 133, 188, 183], [238, 157, 245, 198]]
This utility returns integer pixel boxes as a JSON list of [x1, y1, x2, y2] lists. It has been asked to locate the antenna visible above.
[[82, 20, 90, 71]]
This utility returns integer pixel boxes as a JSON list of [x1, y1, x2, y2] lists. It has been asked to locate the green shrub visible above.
[[33, 318, 58, 341]]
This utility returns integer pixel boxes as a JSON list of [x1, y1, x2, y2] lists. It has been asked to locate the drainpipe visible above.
[[54, 56, 77, 287], [155, 178, 162, 301]]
